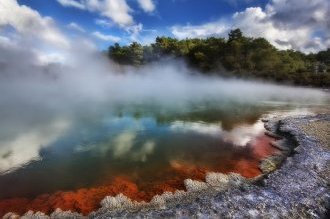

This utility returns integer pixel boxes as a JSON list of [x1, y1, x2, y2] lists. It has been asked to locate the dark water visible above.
[[0, 100, 327, 215]]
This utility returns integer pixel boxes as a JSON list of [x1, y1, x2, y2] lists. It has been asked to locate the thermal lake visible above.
[[0, 65, 329, 216], [0, 95, 328, 216]]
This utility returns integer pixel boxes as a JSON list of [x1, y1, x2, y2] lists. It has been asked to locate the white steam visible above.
[[0, 3, 329, 174]]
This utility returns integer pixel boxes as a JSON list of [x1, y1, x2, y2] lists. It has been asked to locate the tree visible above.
[[228, 28, 243, 42], [108, 43, 129, 64], [106, 30, 330, 87], [152, 37, 180, 57], [128, 42, 143, 66], [316, 48, 330, 64]]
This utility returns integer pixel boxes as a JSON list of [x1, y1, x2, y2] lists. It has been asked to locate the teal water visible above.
[[0, 100, 323, 200]]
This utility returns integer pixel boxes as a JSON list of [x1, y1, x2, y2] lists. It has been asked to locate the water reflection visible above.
[[169, 119, 264, 146], [0, 104, 268, 197], [0, 119, 70, 174], [0, 99, 328, 216]]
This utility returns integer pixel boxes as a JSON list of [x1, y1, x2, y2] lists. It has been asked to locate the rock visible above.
[[205, 172, 230, 189], [21, 211, 49, 219], [261, 118, 269, 123], [184, 179, 208, 192], [259, 155, 283, 174], [269, 140, 290, 151], [264, 131, 282, 140], [100, 193, 136, 210], [50, 208, 84, 219], [2, 212, 20, 219]]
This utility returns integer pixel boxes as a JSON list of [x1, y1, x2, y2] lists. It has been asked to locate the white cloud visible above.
[[125, 23, 143, 41], [0, 0, 69, 48], [56, 1, 153, 44], [171, 20, 228, 39], [137, 0, 155, 13], [57, 0, 134, 27], [232, 6, 329, 53], [67, 22, 86, 32], [232, 7, 303, 50], [56, 0, 85, 9], [95, 18, 114, 28], [171, 0, 330, 53], [92, 31, 121, 42], [89, 0, 133, 26], [138, 29, 158, 45]]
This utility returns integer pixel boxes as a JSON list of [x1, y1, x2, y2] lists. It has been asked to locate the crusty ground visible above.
[[301, 116, 330, 187], [302, 120, 330, 148]]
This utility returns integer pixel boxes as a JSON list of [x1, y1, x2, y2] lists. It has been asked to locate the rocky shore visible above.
[[4, 114, 330, 219]]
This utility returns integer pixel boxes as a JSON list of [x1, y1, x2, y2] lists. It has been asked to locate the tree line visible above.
[[108, 29, 330, 87]]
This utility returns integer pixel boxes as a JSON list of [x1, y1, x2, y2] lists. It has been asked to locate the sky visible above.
[[0, 0, 329, 55]]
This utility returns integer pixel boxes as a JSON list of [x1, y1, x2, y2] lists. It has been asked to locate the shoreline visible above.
[[4, 113, 329, 218]]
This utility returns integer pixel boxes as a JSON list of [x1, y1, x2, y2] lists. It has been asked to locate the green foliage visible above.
[[108, 43, 129, 64], [316, 48, 330, 64], [108, 29, 330, 87], [128, 42, 143, 66], [108, 42, 143, 66], [228, 28, 243, 42]]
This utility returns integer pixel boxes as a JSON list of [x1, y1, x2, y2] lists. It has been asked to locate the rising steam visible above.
[[0, 6, 329, 173]]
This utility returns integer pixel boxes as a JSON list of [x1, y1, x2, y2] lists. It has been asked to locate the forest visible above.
[[108, 29, 330, 87]]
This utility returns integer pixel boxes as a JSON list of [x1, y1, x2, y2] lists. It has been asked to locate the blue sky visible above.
[[17, 0, 268, 48], [1, 0, 329, 53]]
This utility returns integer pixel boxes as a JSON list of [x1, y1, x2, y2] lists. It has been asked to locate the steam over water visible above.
[[0, 33, 329, 216], [1, 0, 329, 216]]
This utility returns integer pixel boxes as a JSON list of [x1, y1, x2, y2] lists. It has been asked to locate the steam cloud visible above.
[[0, 5, 329, 173]]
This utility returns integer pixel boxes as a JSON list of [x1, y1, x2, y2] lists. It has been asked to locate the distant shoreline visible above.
[[107, 31, 330, 88]]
